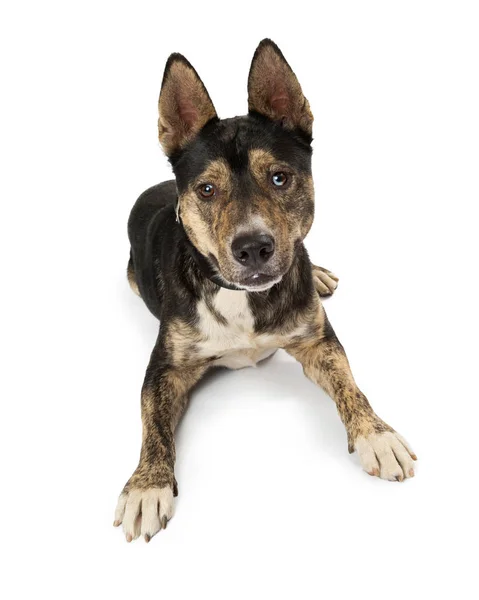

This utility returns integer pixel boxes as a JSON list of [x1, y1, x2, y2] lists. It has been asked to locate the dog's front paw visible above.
[[355, 431, 417, 481], [312, 265, 339, 297], [114, 486, 174, 542]]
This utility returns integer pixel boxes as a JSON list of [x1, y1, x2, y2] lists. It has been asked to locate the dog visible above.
[[113, 39, 416, 543]]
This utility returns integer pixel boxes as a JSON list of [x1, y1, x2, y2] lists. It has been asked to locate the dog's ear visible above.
[[247, 39, 313, 138], [158, 54, 218, 156]]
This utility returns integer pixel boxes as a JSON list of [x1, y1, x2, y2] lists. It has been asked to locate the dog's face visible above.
[[158, 40, 315, 291]]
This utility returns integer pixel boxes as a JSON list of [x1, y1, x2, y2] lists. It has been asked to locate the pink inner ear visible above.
[[180, 107, 199, 127], [270, 90, 290, 118], [176, 95, 199, 128]]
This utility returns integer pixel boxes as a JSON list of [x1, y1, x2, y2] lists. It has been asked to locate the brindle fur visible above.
[[114, 39, 416, 543]]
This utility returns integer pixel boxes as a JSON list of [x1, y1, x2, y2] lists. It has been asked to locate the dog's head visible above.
[[158, 39, 314, 292]]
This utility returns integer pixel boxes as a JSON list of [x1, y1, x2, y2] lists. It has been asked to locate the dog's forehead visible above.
[[173, 115, 312, 188]]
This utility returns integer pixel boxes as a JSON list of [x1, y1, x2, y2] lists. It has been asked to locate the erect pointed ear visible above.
[[158, 53, 218, 157], [247, 39, 313, 139]]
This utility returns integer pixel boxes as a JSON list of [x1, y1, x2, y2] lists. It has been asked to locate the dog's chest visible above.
[[196, 288, 278, 369]]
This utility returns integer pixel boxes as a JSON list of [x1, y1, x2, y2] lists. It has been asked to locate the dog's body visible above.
[[127, 180, 336, 370], [114, 40, 416, 543]]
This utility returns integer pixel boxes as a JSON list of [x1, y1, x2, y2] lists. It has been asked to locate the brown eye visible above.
[[271, 172, 288, 187], [198, 183, 215, 199]]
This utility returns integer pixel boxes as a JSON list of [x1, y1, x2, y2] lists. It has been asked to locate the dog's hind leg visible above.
[[127, 253, 141, 297], [312, 264, 339, 297]]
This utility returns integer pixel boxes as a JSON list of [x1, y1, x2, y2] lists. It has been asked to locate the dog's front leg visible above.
[[285, 312, 416, 481], [114, 337, 207, 542]]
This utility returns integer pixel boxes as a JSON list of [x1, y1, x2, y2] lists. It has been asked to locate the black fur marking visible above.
[[171, 115, 312, 192]]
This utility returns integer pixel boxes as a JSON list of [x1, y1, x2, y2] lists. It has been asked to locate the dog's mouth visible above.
[[234, 272, 283, 292], [207, 253, 286, 292]]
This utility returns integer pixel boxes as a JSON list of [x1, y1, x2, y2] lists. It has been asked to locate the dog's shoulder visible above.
[[128, 180, 177, 249], [127, 180, 191, 319]]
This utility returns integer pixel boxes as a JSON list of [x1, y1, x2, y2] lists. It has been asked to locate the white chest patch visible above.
[[196, 288, 278, 369]]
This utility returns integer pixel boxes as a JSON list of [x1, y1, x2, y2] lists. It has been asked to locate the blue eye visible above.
[[272, 172, 288, 187]]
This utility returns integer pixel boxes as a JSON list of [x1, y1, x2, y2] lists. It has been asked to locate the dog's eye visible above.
[[198, 184, 215, 199], [271, 172, 288, 187]]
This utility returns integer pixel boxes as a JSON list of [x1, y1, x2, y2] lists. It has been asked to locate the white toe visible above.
[[114, 493, 127, 526], [314, 270, 338, 294], [390, 437, 415, 478], [158, 486, 174, 522], [313, 276, 332, 296], [122, 490, 142, 541], [355, 437, 380, 475], [395, 433, 417, 460], [141, 489, 162, 539]]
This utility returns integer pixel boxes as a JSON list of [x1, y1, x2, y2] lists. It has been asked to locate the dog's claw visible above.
[[144, 534, 151, 543], [126, 533, 133, 543], [161, 516, 168, 530], [113, 520, 121, 527]]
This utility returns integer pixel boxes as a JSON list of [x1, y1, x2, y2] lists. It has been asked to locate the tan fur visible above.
[[179, 158, 232, 259], [198, 159, 233, 193], [248, 147, 314, 239], [127, 259, 140, 296], [248, 148, 287, 183], [166, 318, 202, 366], [181, 196, 218, 257]]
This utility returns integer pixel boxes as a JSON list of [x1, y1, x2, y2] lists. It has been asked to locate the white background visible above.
[[1, 1, 478, 598]]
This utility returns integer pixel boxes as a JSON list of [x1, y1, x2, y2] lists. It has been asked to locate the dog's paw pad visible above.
[[355, 431, 416, 481], [114, 486, 174, 542]]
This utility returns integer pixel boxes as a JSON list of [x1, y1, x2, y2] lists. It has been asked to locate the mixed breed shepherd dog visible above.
[[114, 39, 417, 542]]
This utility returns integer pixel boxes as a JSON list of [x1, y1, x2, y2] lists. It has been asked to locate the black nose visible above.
[[231, 233, 275, 267]]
